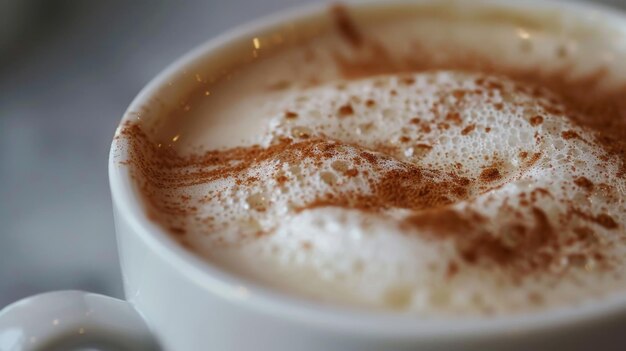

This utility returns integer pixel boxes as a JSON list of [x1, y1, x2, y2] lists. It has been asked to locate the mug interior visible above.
[[108, 0, 626, 341]]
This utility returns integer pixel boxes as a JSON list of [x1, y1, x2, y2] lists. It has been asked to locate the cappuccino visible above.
[[117, 3, 626, 315]]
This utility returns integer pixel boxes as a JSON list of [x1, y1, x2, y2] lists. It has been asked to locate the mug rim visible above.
[[109, 0, 626, 341]]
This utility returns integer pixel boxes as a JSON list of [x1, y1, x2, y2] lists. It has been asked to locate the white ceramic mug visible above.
[[2, 1, 626, 350]]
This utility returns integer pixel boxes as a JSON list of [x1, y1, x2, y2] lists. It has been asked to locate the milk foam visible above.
[[120, 5, 626, 315], [167, 72, 625, 314]]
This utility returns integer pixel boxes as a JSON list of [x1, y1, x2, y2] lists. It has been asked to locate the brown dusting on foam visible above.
[[297, 160, 472, 213], [121, 116, 608, 277], [561, 130, 580, 140], [569, 208, 619, 230], [595, 214, 619, 229], [331, 4, 362, 48], [529, 115, 544, 126], [117, 5, 626, 290], [345, 168, 359, 177], [405, 208, 478, 239], [403, 206, 561, 274], [461, 124, 475, 135], [415, 143, 433, 152], [518, 152, 542, 169], [445, 112, 462, 125], [479, 167, 501, 182], [338, 103, 354, 116], [121, 122, 472, 228], [285, 111, 299, 119], [325, 8, 626, 177], [574, 176, 594, 191]]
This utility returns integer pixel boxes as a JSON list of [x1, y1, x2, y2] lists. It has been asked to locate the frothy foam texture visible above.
[[117, 4, 626, 315]]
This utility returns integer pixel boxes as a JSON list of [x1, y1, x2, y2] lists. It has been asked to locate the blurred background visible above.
[[0, 0, 624, 308]]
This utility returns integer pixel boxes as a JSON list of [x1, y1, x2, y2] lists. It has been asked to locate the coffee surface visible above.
[[116, 3, 626, 315]]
